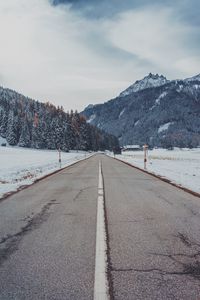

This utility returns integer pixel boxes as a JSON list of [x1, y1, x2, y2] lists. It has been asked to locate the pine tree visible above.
[[18, 119, 31, 147], [6, 111, 18, 145], [0, 110, 8, 138]]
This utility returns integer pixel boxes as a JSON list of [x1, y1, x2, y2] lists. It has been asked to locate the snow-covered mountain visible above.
[[119, 73, 169, 97], [82, 73, 200, 148], [184, 73, 200, 82]]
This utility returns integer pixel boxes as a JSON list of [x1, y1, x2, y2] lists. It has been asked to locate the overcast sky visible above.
[[0, 0, 200, 111]]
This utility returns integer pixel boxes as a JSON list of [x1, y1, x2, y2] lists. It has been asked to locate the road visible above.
[[0, 154, 200, 299]]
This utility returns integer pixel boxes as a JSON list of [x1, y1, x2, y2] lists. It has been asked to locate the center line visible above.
[[94, 161, 109, 300]]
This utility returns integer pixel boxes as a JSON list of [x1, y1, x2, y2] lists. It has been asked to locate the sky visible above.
[[0, 0, 200, 111]]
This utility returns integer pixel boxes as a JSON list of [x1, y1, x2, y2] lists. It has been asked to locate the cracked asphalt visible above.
[[0, 156, 98, 300], [102, 155, 200, 300], [1, 154, 200, 299]]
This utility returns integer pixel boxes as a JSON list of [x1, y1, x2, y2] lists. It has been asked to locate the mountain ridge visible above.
[[82, 73, 200, 148]]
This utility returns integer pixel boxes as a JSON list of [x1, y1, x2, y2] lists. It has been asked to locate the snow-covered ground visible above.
[[115, 148, 200, 194], [0, 136, 8, 146], [0, 146, 92, 199]]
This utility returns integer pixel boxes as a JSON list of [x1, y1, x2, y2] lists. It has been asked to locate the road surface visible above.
[[0, 154, 200, 299]]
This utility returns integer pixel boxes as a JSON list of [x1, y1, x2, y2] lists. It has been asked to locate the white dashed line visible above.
[[94, 161, 109, 300]]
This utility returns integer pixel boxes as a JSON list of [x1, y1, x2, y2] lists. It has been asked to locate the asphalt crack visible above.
[[112, 232, 200, 280], [101, 163, 115, 300], [176, 232, 192, 247], [112, 267, 200, 278], [0, 199, 56, 266], [73, 186, 94, 201], [158, 194, 173, 206]]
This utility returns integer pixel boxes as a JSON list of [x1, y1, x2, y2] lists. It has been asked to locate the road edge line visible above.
[[110, 155, 200, 199], [94, 161, 110, 300]]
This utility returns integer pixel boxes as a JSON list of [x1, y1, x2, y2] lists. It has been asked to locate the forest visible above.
[[0, 87, 119, 152]]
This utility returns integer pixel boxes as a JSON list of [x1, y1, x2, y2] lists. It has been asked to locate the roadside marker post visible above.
[[58, 148, 61, 168], [143, 144, 148, 170]]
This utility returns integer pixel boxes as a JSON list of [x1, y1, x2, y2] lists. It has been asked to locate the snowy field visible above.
[[0, 146, 91, 199], [115, 148, 200, 194]]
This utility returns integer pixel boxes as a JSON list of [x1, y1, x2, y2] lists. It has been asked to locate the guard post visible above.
[[58, 147, 61, 168], [143, 144, 148, 170]]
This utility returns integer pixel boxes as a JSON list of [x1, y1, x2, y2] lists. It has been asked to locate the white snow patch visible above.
[[0, 147, 92, 198], [119, 108, 125, 118], [0, 136, 8, 146], [115, 148, 200, 194], [87, 114, 96, 124], [158, 122, 173, 133], [155, 91, 167, 104], [149, 105, 156, 111], [150, 91, 167, 111], [177, 84, 184, 92], [134, 120, 140, 126]]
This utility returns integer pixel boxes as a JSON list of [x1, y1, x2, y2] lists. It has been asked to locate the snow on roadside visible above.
[[0, 136, 8, 146], [115, 148, 200, 194], [0, 146, 92, 199]]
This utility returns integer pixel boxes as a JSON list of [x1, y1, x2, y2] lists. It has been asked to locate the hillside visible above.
[[0, 87, 119, 151], [82, 73, 200, 148]]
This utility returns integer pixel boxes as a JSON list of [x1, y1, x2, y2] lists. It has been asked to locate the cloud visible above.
[[0, 0, 200, 111], [0, 0, 136, 110], [107, 6, 200, 77], [52, 0, 200, 24], [51, 0, 138, 18]]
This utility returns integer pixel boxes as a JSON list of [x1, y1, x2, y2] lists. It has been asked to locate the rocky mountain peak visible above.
[[119, 73, 169, 97]]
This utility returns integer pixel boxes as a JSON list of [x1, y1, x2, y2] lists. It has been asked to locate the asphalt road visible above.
[[0, 156, 98, 300], [102, 155, 200, 300], [1, 154, 200, 299]]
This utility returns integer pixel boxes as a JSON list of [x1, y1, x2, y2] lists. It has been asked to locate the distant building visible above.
[[122, 145, 142, 151]]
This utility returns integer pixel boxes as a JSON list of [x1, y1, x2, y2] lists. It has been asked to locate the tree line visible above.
[[0, 87, 119, 151]]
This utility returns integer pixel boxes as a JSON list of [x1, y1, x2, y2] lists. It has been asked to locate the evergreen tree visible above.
[[6, 111, 18, 145], [18, 119, 31, 147], [0, 110, 8, 138]]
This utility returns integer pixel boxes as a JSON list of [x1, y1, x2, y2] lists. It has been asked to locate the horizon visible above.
[[1, 71, 200, 113]]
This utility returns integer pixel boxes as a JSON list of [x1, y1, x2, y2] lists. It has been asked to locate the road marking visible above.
[[94, 161, 109, 300], [98, 161, 103, 189]]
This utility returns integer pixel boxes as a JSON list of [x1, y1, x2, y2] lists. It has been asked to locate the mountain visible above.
[[0, 86, 119, 151], [185, 74, 200, 82], [82, 73, 200, 148], [119, 73, 169, 97]]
